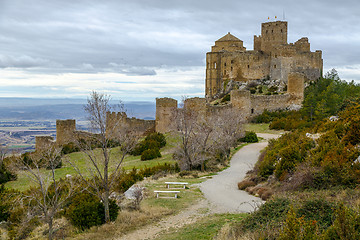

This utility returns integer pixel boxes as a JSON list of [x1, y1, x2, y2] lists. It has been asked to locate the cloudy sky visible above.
[[0, 0, 359, 101]]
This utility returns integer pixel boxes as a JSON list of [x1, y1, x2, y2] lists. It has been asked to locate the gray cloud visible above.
[[0, 0, 359, 99]]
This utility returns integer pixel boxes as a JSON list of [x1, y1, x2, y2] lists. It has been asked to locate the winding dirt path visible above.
[[200, 133, 278, 213], [117, 133, 279, 239]]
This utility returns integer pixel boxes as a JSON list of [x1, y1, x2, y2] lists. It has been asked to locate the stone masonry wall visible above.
[[35, 136, 55, 152], [155, 97, 178, 133], [56, 119, 76, 146]]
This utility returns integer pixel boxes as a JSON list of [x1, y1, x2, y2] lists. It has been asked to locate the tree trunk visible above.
[[48, 219, 53, 240], [103, 194, 110, 223]]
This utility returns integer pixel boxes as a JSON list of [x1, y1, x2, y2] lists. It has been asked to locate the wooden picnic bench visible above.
[[165, 182, 189, 189], [154, 190, 180, 199]]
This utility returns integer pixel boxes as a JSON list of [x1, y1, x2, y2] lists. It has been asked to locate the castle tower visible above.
[[155, 98, 178, 133], [260, 21, 287, 53], [56, 119, 76, 146], [206, 33, 246, 99], [184, 97, 207, 120], [287, 72, 306, 105]]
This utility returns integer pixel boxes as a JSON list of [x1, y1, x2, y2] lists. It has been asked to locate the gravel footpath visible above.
[[199, 133, 279, 213]]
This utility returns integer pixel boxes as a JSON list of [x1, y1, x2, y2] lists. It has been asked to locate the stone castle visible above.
[[35, 20, 323, 150], [206, 20, 322, 100]]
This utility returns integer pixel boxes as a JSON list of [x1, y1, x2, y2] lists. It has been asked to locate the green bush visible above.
[[0, 162, 16, 184], [239, 197, 290, 231], [221, 94, 230, 102], [115, 164, 179, 192], [61, 142, 80, 154], [65, 192, 119, 230], [0, 185, 10, 222], [145, 132, 166, 148], [297, 199, 335, 230], [240, 131, 258, 143], [131, 132, 166, 156], [141, 148, 161, 161]]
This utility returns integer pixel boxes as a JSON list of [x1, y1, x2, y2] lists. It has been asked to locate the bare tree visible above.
[[68, 91, 137, 223], [174, 98, 245, 171], [211, 108, 245, 158], [15, 147, 73, 240], [174, 98, 215, 170]]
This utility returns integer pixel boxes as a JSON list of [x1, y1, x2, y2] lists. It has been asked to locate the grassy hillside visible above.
[[5, 133, 179, 191]]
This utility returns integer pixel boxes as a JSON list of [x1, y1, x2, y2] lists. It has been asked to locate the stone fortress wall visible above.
[[35, 20, 322, 149]]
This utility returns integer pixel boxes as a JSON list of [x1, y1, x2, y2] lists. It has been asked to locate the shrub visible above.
[[0, 185, 10, 221], [268, 86, 278, 93], [0, 162, 16, 184], [278, 206, 319, 240], [141, 148, 161, 161], [145, 132, 166, 148], [238, 180, 256, 190], [131, 132, 166, 156], [297, 199, 335, 230], [65, 192, 119, 230], [61, 142, 80, 154], [221, 94, 230, 102], [241, 131, 258, 143], [239, 197, 290, 231]]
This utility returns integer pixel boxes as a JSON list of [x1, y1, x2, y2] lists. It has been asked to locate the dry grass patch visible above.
[[70, 205, 172, 240], [237, 180, 256, 190]]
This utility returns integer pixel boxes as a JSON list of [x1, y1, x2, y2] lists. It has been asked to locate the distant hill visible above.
[[0, 98, 155, 121]]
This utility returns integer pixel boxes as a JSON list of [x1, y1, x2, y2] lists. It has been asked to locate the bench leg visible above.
[[167, 184, 169, 189], [156, 193, 159, 198], [175, 193, 178, 198]]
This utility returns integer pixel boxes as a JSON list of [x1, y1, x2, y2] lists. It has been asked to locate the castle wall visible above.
[[35, 136, 55, 152], [155, 97, 178, 133], [287, 72, 306, 105], [106, 112, 155, 138], [250, 94, 291, 116], [56, 119, 76, 146]]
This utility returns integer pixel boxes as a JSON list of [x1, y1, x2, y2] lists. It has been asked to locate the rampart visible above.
[[106, 112, 155, 138], [35, 136, 55, 152], [156, 97, 178, 133]]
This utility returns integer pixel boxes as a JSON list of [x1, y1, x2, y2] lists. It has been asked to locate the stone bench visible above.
[[154, 190, 180, 199], [165, 182, 189, 189]]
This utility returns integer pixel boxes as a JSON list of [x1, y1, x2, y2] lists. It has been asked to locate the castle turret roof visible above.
[[216, 32, 242, 42]]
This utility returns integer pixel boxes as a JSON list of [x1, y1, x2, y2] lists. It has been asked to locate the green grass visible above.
[[244, 123, 284, 134], [143, 176, 205, 213], [155, 213, 246, 240], [5, 133, 180, 191]]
